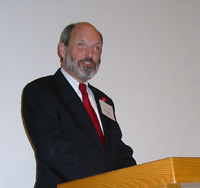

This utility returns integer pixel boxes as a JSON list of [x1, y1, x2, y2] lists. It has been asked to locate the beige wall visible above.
[[1, 0, 200, 187]]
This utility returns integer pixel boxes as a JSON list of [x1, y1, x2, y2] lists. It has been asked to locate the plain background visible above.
[[1, 0, 200, 187]]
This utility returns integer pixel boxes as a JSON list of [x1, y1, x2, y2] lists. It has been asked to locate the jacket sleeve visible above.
[[107, 97, 137, 169], [22, 83, 100, 182], [117, 139, 137, 168]]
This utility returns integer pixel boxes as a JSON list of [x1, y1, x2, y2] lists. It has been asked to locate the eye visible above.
[[93, 45, 101, 51], [77, 42, 85, 47]]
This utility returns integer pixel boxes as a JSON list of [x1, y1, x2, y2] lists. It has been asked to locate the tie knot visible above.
[[79, 83, 86, 95]]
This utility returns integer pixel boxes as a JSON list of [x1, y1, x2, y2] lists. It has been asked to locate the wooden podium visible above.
[[57, 157, 200, 188]]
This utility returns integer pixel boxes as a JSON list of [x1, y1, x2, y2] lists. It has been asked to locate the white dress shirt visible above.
[[61, 68, 104, 134]]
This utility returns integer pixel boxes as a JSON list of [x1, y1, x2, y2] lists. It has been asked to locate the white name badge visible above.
[[99, 99, 115, 121]]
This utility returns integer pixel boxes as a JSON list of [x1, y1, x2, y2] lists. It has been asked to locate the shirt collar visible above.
[[60, 68, 89, 92]]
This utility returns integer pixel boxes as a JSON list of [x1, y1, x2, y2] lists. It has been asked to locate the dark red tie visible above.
[[79, 83, 105, 149]]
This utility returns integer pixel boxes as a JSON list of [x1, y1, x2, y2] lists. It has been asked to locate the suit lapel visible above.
[[54, 69, 106, 152], [89, 84, 113, 153]]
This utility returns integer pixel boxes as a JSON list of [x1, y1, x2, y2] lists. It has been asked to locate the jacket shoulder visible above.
[[24, 75, 56, 91]]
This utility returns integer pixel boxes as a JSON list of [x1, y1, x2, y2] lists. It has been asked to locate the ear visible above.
[[58, 42, 66, 59]]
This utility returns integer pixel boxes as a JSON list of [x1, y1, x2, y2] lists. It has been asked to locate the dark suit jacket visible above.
[[22, 69, 136, 188]]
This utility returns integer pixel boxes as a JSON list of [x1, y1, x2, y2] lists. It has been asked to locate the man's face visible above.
[[62, 23, 102, 83]]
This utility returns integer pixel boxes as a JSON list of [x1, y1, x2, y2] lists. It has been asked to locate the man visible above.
[[22, 22, 136, 188]]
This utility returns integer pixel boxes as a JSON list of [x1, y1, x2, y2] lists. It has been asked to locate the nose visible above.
[[85, 47, 93, 58]]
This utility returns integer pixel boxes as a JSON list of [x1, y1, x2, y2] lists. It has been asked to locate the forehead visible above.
[[69, 23, 102, 44]]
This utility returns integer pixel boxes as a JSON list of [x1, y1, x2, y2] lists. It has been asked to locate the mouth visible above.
[[79, 59, 95, 68], [83, 61, 93, 66]]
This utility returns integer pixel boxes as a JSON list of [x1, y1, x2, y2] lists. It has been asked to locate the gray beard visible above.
[[65, 49, 100, 80]]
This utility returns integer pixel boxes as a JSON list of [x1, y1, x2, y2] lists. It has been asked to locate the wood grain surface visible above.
[[57, 157, 200, 188]]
